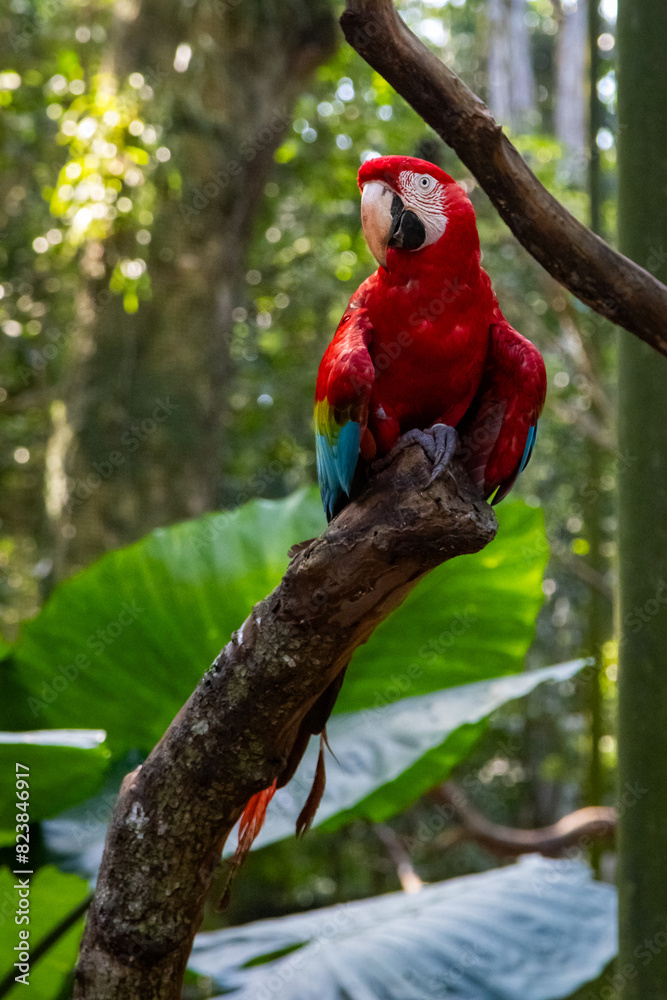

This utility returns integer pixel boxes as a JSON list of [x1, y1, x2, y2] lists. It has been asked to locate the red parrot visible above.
[[234, 154, 546, 868], [315, 154, 546, 519]]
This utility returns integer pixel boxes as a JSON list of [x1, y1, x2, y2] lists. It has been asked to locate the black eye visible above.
[[419, 176, 431, 188]]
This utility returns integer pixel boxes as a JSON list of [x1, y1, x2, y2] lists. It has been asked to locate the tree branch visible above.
[[375, 823, 424, 894], [433, 782, 616, 858], [73, 450, 496, 1000], [341, 0, 667, 356]]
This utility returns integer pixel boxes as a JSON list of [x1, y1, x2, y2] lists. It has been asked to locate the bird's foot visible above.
[[372, 424, 458, 483]]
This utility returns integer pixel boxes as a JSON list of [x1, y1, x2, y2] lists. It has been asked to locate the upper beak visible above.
[[360, 181, 427, 267], [360, 181, 401, 269]]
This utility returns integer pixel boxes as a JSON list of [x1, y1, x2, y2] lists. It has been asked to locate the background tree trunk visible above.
[[617, 1, 667, 995], [51, 0, 336, 575], [488, 0, 535, 131], [555, 0, 587, 179], [488, 0, 512, 125], [509, 0, 536, 127]]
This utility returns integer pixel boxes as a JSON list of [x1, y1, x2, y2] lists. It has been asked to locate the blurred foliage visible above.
[[0, 0, 624, 995]]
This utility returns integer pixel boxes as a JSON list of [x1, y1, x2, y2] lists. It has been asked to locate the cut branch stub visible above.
[[74, 448, 496, 1000], [341, 0, 667, 356]]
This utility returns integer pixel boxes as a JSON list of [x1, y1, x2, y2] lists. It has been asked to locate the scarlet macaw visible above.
[[315, 154, 546, 520], [234, 155, 546, 866]]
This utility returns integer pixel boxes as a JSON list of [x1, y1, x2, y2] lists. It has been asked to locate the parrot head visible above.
[[357, 154, 477, 271]]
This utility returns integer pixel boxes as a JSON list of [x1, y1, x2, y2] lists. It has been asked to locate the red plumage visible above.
[[315, 155, 546, 517]]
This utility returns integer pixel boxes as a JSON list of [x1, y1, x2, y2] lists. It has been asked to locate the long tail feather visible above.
[[233, 779, 277, 868], [296, 735, 327, 837], [321, 726, 339, 764], [220, 780, 278, 911], [227, 677, 343, 900]]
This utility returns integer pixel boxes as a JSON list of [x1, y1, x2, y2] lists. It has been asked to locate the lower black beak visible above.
[[388, 194, 426, 252]]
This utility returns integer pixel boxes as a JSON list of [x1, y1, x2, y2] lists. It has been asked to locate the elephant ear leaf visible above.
[[227, 658, 589, 853], [1, 492, 545, 763], [189, 856, 617, 1000]]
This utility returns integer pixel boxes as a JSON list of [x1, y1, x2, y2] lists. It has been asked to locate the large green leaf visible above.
[[0, 490, 325, 754], [0, 730, 109, 839], [336, 499, 547, 712], [230, 659, 588, 853], [0, 865, 89, 1000], [0, 490, 546, 762], [45, 663, 584, 877], [188, 856, 617, 1000]]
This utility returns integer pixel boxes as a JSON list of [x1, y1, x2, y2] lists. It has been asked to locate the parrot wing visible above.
[[459, 316, 546, 504], [315, 303, 375, 520]]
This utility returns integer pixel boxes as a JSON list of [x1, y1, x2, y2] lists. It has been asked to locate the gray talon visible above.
[[427, 423, 458, 483], [372, 424, 458, 482]]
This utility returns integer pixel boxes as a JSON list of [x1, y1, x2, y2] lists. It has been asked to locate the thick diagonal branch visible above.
[[341, 0, 667, 356], [73, 449, 496, 1000]]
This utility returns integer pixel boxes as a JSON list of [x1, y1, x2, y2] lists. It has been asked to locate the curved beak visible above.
[[360, 181, 400, 269], [361, 181, 427, 268]]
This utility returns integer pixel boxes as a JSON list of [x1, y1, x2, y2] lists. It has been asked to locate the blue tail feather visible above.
[[316, 420, 361, 520], [518, 423, 537, 475]]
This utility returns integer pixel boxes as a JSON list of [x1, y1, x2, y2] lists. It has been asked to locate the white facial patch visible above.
[[398, 170, 447, 248]]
